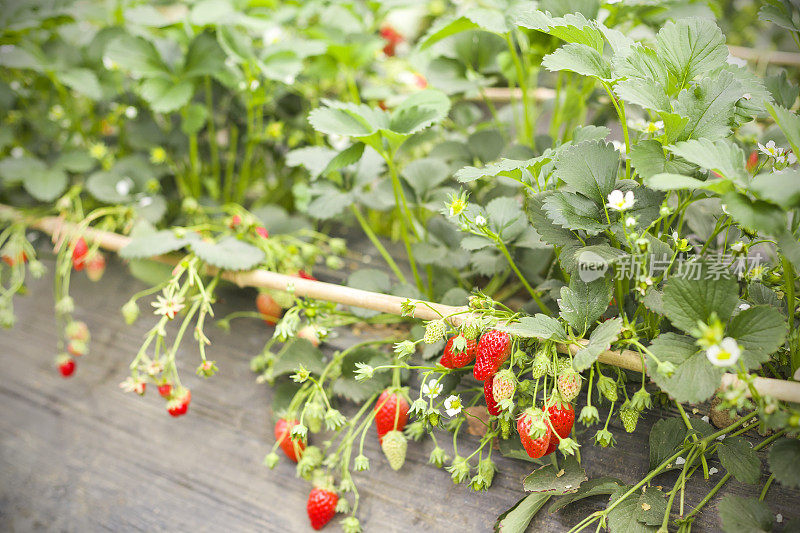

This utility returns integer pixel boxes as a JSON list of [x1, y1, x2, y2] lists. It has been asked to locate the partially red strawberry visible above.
[[85, 252, 106, 282], [474, 329, 511, 381], [492, 369, 516, 402], [157, 382, 173, 398], [374, 389, 408, 441], [2, 250, 26, 266], [543, 399, 575, 456], [58, 356, 76, 377], [298, 325, 321, 347], [255, 226, 269, 239], [167, 388, 191, 417], [67, 340, 87, 357], [380, 25, 403, 56], [72, 238, 88, 271], [65, 321, 89, 342], [229, 214, 242, 228], [557, 370, 581, 402], [441, 335, 476, 369], [274, 418, 306, 462], [517, 408, 552, 459], [484, 375, 501, 416], [746, 150, 759, 172], [256, 292, 282, 325], [307, 487, 338, 530]]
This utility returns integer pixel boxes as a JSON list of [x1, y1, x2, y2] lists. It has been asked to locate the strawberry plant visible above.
[[1, 0, 800, 531]]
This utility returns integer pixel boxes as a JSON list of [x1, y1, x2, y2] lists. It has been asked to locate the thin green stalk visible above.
[[383, 155, 425, 294], [505, 32, 532, 144], [496, 239, 551, 315], [782, 255, 798, 372], [350, 205, 407, 284], [204, 77, 221, 187], [223, 125, 239, 202]]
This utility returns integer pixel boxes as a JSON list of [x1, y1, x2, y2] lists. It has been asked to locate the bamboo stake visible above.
[[3, 205, 800, 404]]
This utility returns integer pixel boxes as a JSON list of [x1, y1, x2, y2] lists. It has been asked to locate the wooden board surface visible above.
[[1, 256, 798, 532]]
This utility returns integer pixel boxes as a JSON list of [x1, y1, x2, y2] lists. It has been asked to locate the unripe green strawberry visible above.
[[596, 374, 618, 402], [549, 357, 572, 376], [557, 370, 581, 402], [424, 319, 446, 344], [500, 416, 511, 439], [492, 369, 516, 403], [381, 430, 407, 470], [530, 352, 550, 379], [619, 403, 639, 433], [461, 319, 480, 341]]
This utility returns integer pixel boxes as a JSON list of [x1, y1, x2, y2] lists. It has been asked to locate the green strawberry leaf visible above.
[[137, 78, 194, 114], [766, 103, 800, 156], [655, 18, 728, 90], [607, 486, 659, 533], [717, 436, 761, 484], [494, 493, 550, 533], [718, 495, 773, 533], [649, 417, 688, 470], [542, 43, 612, 80], [573, 317, 622, 371], [768, 438, 800, 489], [662, 272, 739, 334], [727, 305, 786, 369], [630, 140, 695, 180], [675, 72, 744, 141], [514, 9, 604, 51], [387, 89, 451, 136], [554, 141, 620, 205], [543, 192, 608, 235], [23, 167, 67, 202], [105, 34, 169, 78], [558, 278, 612, 334], [500, 314, 568, 343], [190, 236, 265, 271], [637, 486, 667, 526], [549, 477, 622, 513], [0, 156, 46, 186], [523, 455, 586, 494], [613, 78, 670, 112], [751, 169, 800, 209], [332, 347, 393, 403], [645, 333, 724, 404], [271, 339, 326, 378], [119, 230, 191, 259], [666, 139, 747, 181], [722, 191, 786, 236]]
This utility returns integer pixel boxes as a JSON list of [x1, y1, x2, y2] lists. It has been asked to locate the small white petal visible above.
[[675, 456, 686, 465], [708, 467, 719, 475]]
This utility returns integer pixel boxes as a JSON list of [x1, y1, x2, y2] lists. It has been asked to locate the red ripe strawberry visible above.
[[517, 409, 552, 459], [307, 487, 338, 530], [374, 389, 409, 441], [298, 270, 316, 281], [442, 335, 476, 369], [746, 150, 759, 172], [255, 226, 269, 239], [167, 388, 191, 417], [484, 375, 501, 416], [72, 238, 88, 271], [85, 252, 106, 282], [58, 357, 76, 377], [274, 418, 306, 462], [229, 214, 242, 228], [157, 382, 173, 398], [256, 292, 281, 325], [474, 329, 511, 381], [543, 400, 575, 456]]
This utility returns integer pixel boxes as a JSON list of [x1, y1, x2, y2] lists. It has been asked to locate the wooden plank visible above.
[[0, 257, 797, 531]]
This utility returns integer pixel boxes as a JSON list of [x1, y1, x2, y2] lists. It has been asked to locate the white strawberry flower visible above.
[[125, 106, 138, 119], [475, 215, 487, 226], [730, 241, 744, 252], [115, 177, 134, 196], [643, 120, 664, 133], [706, 337, 741, 367], [328, 134, 349, 151], [778, 151, 797, 166], [758, 140, 782, 158], [444, 394, 462, 417], [421, 380, 442, 399], [625, 216, 636, 227], [152, 293, 186, 319], [738, 303, 751, 311], [119, 376, 146, 395], [607, 190, 635, 211], [262, 26, 284, 45]]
